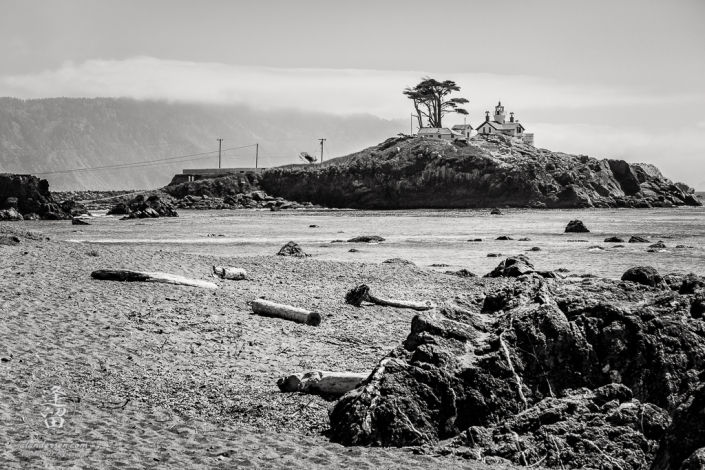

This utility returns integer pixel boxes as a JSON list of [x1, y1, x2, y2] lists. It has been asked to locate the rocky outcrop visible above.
[[621, 266, 664, 287], [328, 270, 705, 468], [107, 194, 178, 219], [277, 241, 310, 258], [0, 173, 79, 219], [259, 134, 700, 209]]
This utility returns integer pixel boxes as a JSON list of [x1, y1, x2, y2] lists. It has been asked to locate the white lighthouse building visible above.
[[475, 101, 534, 146]]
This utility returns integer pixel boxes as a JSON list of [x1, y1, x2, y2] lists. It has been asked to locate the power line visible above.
[[32, 144, 257, 175]]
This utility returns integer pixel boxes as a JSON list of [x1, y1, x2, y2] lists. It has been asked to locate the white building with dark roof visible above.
[[417, 127, 464, 141], [476, 101, 534, 146], [451, 124, 473, 139]]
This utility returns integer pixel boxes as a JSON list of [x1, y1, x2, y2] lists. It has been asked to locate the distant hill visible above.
[[0, 97, 406, 190]]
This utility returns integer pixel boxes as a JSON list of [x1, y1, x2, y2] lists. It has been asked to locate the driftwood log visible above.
[[277, 371, 368, 395], [251, 299, 321, 326], [91, 270, 218, 289], [212, 266, 247, 280], [345, 284, 436, 311]]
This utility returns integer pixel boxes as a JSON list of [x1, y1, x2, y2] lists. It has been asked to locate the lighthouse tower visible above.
[[493, 101, 506, 124]]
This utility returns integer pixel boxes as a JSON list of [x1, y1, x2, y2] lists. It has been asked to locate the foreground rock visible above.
[[259, 134, 700, 209], [0, 173, 80, 220], [621, 266, 664, 287], [565, 219, 590, 233], [329, 273, 705, 469]]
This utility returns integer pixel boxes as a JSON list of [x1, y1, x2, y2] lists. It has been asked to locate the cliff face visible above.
[[259, 134, 700, 209], [0, 173, 60, 215]]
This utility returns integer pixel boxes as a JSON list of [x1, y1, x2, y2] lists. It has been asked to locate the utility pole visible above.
[[319, 138, 326, 163], [255, 143, 259, 169], [217, 138, 223, 169]]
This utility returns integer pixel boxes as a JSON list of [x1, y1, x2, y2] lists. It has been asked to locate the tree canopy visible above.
[[403, 77, 468, 130]]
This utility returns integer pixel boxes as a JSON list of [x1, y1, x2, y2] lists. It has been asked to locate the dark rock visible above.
[[649, 241, 667, 249], [680, 448, 705, 470], [330, 277, 705, 462], [556, 268, 570, 272], [430, 264, 449, 267], [486, 253, 502, 257], [567, 239, 588, 242], [613, 244, 625, 248], [72, 218, 90, 225], [490, 208, 502, 215], [485, 255, 535, 277], [467, 238, 482, 242], [680, 273, 705, 294], [309, 225, 319, 228], [42, 212, 67, 220], [0, 235, 21, 245], [621, 266, 663, 287], [382, 258, 415, 265], [690, 295, 705, 319], [107, 203, 131, 215], [348, 235, 385, 243], [629, 236, 651, 243], [495, 236, 513, 241], [331, 240, 344, 243], [518, 237, 531, 241], [653, 384, 705, 470], [663, 273, 684, 291], [588, 245, 604, 250], [276, 241, 310, 258], [2, 197, 18, 209], [445, 269, 476, 278], [60, 200, 88, 216], [528, 247, 541, 251], [565, 219, 590, 233], [22, 213, 39, 220], [348, 248, 359, 253], [604, 236, 624, 243]]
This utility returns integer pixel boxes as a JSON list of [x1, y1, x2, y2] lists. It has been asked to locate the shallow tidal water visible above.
[[51, 207, 705, 279]]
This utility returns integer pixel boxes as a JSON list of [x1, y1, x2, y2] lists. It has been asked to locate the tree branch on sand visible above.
[[345, 284, 436, 311]]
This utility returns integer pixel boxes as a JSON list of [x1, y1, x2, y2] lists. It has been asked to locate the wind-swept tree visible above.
[[403, 77, 468, 129]]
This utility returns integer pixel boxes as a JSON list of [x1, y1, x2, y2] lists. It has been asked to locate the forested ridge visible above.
[[0, 97, 405, 190]]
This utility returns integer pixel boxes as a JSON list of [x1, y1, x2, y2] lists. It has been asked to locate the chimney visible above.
[[485, 111, 489, 122], [510, 112, 514, 123]]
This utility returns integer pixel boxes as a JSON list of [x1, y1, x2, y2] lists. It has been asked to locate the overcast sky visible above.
[[1, 0, 704, 185]]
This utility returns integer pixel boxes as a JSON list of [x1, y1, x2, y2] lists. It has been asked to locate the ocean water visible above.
[[53, 207, 705, 279]]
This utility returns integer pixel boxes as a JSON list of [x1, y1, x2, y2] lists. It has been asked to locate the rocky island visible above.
[[260, 133, 700, 209]]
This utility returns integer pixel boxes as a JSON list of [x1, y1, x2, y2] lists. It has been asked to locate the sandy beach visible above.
[[0, 222, 515, 469]]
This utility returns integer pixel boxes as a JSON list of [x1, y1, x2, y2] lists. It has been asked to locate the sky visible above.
[[1, 0, 704, 186]]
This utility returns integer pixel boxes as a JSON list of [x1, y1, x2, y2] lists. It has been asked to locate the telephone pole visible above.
[[216, 138, 223, 169], [255, 143, 259, 169], [319, 138, 326, 163]]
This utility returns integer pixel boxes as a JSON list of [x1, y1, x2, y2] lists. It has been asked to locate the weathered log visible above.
[[345, 284, 436, 311], [251, 299, 321, 326], [212, 266, 247, 280], [91, 270, 218, 289], [277, 371, 368, 395]]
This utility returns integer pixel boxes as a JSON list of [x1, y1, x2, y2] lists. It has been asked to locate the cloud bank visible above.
[[1, 57, 704, 185]]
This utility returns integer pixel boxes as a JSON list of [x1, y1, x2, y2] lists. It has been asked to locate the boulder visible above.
[[485, 255, 535, 277], [565, 219, 590, 233], [528, 247, 541, 251], [277, 241, 310, 258], [348, 235, 385, 243], [495, 236, 513, 241], [649, 241, 667, 249], [0, 208, 23, 221], [490, 208, 502, 215], [629, 236, 651, 243], [621, 266, 663, 287], [487, 253, 502, 257], [329, 276, 705, 466], [680, 273, 705, 295], [652, 385, 705, 470], [604, 236, 624, 243], [518, 237, 531, 241], [107, 203, 131, 215], [72, 218, 90, 226]]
